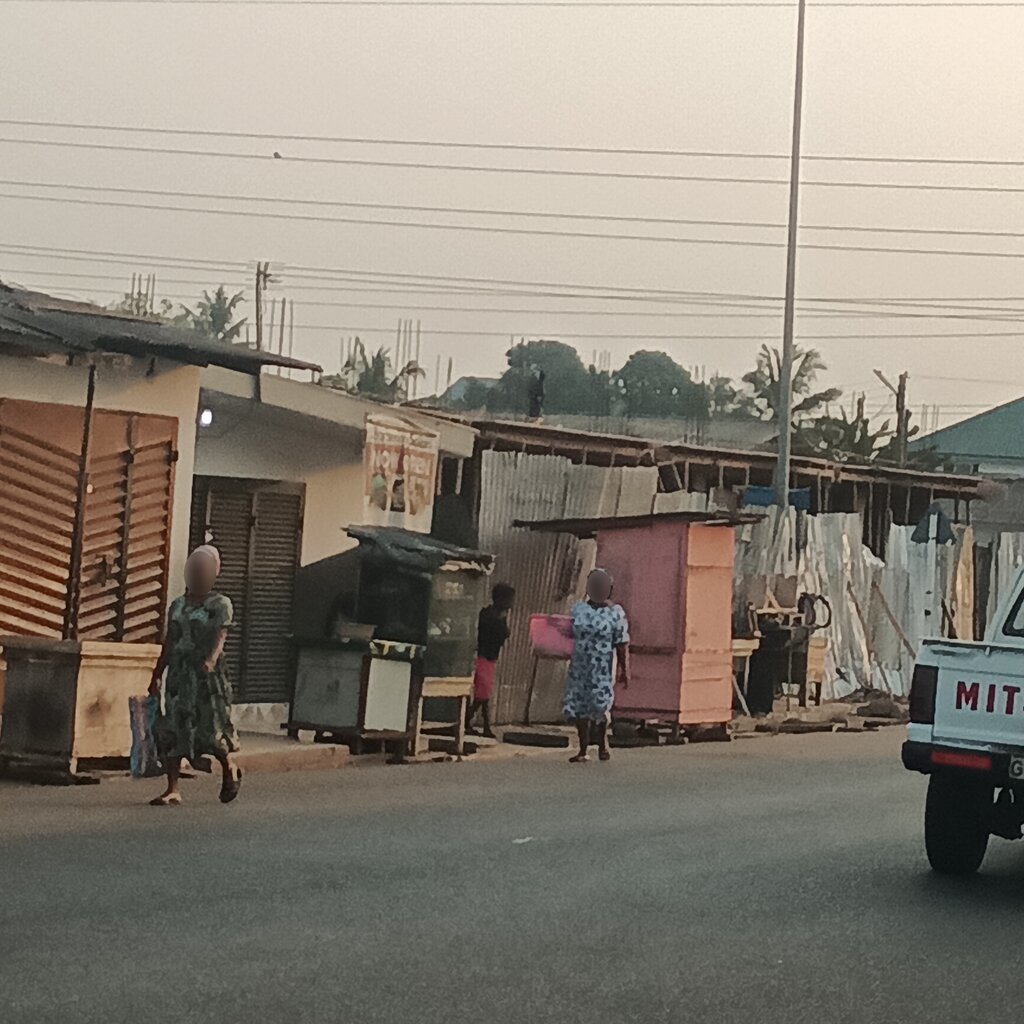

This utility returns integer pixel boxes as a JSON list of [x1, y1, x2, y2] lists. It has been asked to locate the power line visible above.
[[10, 189, 1024, 260], [8, 177, 1024, 241], [265, 324, 1024, 339], [11, 269, 1024, 321], [13, 265, 1024, 324], [5, 118, 1024, 168], [6, 135, 1024, 193], [7, 240, 1024, 309], [5, 1, 1024, 8]]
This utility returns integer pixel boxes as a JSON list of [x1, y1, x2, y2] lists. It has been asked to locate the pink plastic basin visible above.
[[529, 614, 574, 660]]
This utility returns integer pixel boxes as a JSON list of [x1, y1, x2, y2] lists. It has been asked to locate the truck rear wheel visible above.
[[925, 773, 992, 876]]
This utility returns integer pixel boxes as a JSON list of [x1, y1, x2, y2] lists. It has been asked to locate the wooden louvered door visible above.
[[189, 478, 303, 703], [120, 433, 177, 642], [0, 398, 177, 643], [246, 489, 304, 702], [0, 400, 79, 637], [203, 487, 255, 693]]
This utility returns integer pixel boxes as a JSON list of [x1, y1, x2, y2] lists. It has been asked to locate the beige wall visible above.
[[0, 353, 201, 599], [194, 401, 366, 565]]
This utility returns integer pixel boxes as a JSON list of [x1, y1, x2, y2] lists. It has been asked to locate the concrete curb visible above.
[[234, 743, 350, 774]]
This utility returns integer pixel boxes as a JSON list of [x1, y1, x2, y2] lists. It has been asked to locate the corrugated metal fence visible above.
[[479, 451, 660, 724]]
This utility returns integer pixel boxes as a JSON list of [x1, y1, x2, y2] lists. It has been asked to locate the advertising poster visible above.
[[363, 414, 439, 534]]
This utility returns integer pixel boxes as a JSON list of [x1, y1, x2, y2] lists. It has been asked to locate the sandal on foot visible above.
[[569, 753, 590, 763], [220, 765, 243, 804], [598, 749, 611, 762], [149, 793, 182, 807]]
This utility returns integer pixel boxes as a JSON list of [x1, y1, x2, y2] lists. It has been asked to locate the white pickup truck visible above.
[[904, 567, 1024, 874]]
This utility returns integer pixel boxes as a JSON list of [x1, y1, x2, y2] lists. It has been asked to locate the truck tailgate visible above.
[[933, 644, 1024, 749]]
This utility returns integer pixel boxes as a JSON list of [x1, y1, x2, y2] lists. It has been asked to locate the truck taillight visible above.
[[910, 664, 938, 724]]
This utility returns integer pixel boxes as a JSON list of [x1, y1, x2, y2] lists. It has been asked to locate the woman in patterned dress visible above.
[[148, 545, 242, 806], [563, 569, 631, 763]]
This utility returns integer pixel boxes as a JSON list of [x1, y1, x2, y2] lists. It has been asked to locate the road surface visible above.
[[3, 729, 1023, 1024]]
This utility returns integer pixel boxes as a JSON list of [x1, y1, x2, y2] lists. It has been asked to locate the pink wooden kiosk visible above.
[[521, 511, 759, 730]]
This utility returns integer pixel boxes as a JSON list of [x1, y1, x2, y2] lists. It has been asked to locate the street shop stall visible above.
[[519, 511, 760, 732], [289, 526, 493, 754]]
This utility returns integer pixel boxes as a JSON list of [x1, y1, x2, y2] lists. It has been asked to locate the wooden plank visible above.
[[870, 578, 916, 658]]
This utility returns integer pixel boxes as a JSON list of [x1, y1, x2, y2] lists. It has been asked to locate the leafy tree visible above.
[[613, 350, 707, 419], [487, 340, 593, 415], [457, 378, 496, 410], [327, 338, 424, 402], [177, 286, 247, 344], [706, 373, 759, 419], [108, 291, 174, 318], [584, 366, 615, 417], [796, 396, 891, 461], [742, 345, 842, 423], [108, 283, 247, 347]]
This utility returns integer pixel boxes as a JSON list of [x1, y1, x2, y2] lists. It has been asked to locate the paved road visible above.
[[3, 730, 1024, 1024]]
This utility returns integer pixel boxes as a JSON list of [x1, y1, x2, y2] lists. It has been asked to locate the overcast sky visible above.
[[3, 0, 1024, 429]]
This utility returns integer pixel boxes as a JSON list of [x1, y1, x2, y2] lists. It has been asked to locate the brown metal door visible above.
[[0, 399, 176, 643], [0, 400, 79, 637], [189, 478, 303, 703]]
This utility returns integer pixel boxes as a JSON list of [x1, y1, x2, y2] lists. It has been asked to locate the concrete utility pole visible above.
[[254, 261, 269, 351], [874, 368, 910, 465], [772, 0, 808, 507]]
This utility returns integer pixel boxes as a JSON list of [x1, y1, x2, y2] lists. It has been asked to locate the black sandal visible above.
[[219, 765, 243, 804]]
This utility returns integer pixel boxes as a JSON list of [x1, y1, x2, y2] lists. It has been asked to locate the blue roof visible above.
[[913, 396, 1024, 462]]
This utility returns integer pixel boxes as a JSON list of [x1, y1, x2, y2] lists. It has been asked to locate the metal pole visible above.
[[64, 364, 97, 640], [772, 0, 807, 507]]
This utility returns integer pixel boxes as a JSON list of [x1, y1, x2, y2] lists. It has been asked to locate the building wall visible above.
[[0, 354, 200, 599], [194, 404, 365, 565]]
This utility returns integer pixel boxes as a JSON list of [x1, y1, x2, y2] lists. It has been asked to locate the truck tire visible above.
[[924, 773, 992, 875]]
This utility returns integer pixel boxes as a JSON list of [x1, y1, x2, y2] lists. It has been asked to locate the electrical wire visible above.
[[8, 177, 1024, 240], [9, 189, 1024, 260], [5, 1, 1024, 8], [251, 324, 1024, 338], [5, 118, 1024, 169], [10, 267, 1024, 322], [6, 135, 1024, 193], [6, 240, 1024, 309]]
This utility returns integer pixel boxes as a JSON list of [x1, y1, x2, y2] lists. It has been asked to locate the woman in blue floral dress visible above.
[[563, 569, 631, 762]]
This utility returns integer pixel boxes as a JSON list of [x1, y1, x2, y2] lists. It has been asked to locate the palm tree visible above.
[[796, 395, 892, 461], [332, 339, 425, 402], [177, 286, 247, 344], [742, 345, 842, 423]]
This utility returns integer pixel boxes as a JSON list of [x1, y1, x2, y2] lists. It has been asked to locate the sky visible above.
[[3, 0, 1024, 431]]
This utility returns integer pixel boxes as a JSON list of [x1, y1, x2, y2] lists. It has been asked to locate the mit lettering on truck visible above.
[[902, 564, 1024, 875], [954, 680, 1024, 715]]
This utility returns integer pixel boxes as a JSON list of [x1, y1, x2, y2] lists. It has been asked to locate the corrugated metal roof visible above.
[[913, 397, 1024, 463], [456, 414, 983, 491], [516, 510, 764, 535], [0, 283, 321, 375]]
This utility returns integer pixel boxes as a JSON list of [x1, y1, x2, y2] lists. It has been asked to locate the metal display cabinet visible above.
[[289, 526, 493, 754], [288, 638, 424, 754]]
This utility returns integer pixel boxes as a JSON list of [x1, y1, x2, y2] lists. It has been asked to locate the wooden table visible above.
[[731, 637, 761, 715], [415, 676, 474, 756]]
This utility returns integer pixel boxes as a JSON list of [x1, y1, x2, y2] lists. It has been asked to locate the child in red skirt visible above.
[[466, 583, 515, 738]]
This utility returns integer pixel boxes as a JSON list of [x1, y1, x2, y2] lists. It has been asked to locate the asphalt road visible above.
[[3, 729, 1024, 1024]]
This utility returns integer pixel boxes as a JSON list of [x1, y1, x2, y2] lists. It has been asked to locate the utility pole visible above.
[[874, 368, 910, 466], [772, 0, 808, 507], [254, 261, 269, 351]]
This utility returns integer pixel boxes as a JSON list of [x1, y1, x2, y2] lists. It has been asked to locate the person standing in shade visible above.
[[149, 545, 242, 806], [563, 569, 630, 763], [466, 583, 515, 738]]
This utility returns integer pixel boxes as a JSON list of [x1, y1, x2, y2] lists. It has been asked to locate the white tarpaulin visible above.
[[734, 507, 975, 700], [363, 413, 439, 534]]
